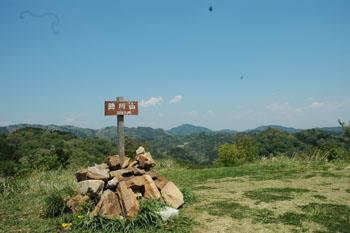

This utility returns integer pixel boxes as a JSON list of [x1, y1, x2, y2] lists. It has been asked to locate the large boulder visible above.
[[161, 182, 184, 209], [128, 160, 138, 168], [143, 175, 161, 199], [95, 163, 109, 170], [121, 157, 130, 169], [129, 166, 146, 176], [106, 177, 120, 190], [145, 170, 160, 179], [105, 155, 122, 170], [110, 168, 133, 180], [117, 181, 139, 218], [154, 176, 168, 190], [87, 166, 109, 181], [77, 180, 104, 198], [66, 194, 90, 213], [75, 169, 88, 182], [125, 176, 145, 190], [91, 190, 123, 219], [136, 152, 156, 169]]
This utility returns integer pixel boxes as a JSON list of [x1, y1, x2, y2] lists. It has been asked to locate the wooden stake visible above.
[[117, 96, 125, 159]]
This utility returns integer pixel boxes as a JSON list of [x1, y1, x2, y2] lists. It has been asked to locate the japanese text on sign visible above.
[[104, 101, 138, 115]]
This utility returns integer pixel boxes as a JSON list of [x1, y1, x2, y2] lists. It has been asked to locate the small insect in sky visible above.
[[209, 6, 213, 12]]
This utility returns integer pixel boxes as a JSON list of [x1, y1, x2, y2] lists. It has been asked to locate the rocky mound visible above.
[[66, 146, 184, 219]]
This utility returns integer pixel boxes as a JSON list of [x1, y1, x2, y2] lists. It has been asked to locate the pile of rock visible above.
[[66, 147, 184, 219]]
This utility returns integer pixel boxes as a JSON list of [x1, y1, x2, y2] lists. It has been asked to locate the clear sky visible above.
[[1, 0, 349, 130]]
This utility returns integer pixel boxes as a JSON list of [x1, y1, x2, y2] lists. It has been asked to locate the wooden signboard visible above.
[[104, 101, 138, 116], [104, 97, 139, 158]]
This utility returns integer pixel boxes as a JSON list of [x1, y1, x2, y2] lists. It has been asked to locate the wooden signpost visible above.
[[104, 97, 139, 159]]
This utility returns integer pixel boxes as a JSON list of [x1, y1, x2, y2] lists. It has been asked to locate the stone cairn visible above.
[[66, 146, 184, 219]]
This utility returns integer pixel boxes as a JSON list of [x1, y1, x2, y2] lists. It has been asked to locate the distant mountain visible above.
[[217, 129, 237, 134], [0, 123, 342, 140], [0, 124, 96, 138], [168, 124, 212, 136], [95, 126, 173, 141], [0, 124, 174, 142], [246, 125, 301, 133], [316, 127, 343, 134], [245, 125, 343, 134]]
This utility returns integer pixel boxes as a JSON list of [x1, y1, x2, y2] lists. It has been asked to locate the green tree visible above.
[[215, 135, 259, 166], [338, 119, 350, 138]]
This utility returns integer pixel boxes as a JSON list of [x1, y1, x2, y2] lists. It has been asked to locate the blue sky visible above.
[[1, 0, 349, 130]]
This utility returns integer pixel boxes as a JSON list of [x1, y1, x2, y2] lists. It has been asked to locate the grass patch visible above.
[[192, 185, 217, 190], [202, 201, 250, 219], [181, 187, 197, 203], [160, 159, 314, 186], [303, 173, 317, 179], [197, 200, 275, 224], [276, 212, 307, 226], [199, 200, 350, 232], [43, 186, 74, 217], [346, 189, 350, 193], [300, 203, 350, 233], [319, 172, 341, 178], [244, 187, 310, 203], [313, 195, 327, 200]]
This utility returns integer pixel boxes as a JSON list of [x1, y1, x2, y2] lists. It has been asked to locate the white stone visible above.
[[158, 207, 179, 221]]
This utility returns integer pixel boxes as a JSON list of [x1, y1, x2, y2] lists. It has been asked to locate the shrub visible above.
[[215, 135, 259, 166], [44, 186, 74, 217]]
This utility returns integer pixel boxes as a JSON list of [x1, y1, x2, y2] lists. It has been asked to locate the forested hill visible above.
[[0, 123, 347, 169], [0, 123, 342, 140]]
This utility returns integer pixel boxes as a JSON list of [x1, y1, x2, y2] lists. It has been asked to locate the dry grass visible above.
[[192, 164, 350, 233]]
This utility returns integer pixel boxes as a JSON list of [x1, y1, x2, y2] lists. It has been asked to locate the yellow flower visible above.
[[61, 222, 72, 229]]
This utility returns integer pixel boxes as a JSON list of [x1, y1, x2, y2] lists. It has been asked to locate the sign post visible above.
[[117, 97, 125, 158], [104, 97, 139, 160]]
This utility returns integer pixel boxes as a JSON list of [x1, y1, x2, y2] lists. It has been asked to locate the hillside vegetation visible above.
[[1, 123, 349, 176]]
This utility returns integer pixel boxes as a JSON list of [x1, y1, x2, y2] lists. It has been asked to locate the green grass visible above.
[[1, 158, 349, 232], [301, 203, 350, 233], [319, 172, 342, 178], [198, 200, 350, 232], [313, 194, 327, 200], [276, 212, 307, 226], [243, 187, 310, 203], [192, 185, 217, 190], [196, 200, 275, 224]]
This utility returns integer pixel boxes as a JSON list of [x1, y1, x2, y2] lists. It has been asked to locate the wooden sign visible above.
[[104, 101, 138, 116], [104, 97, 139, 158]]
